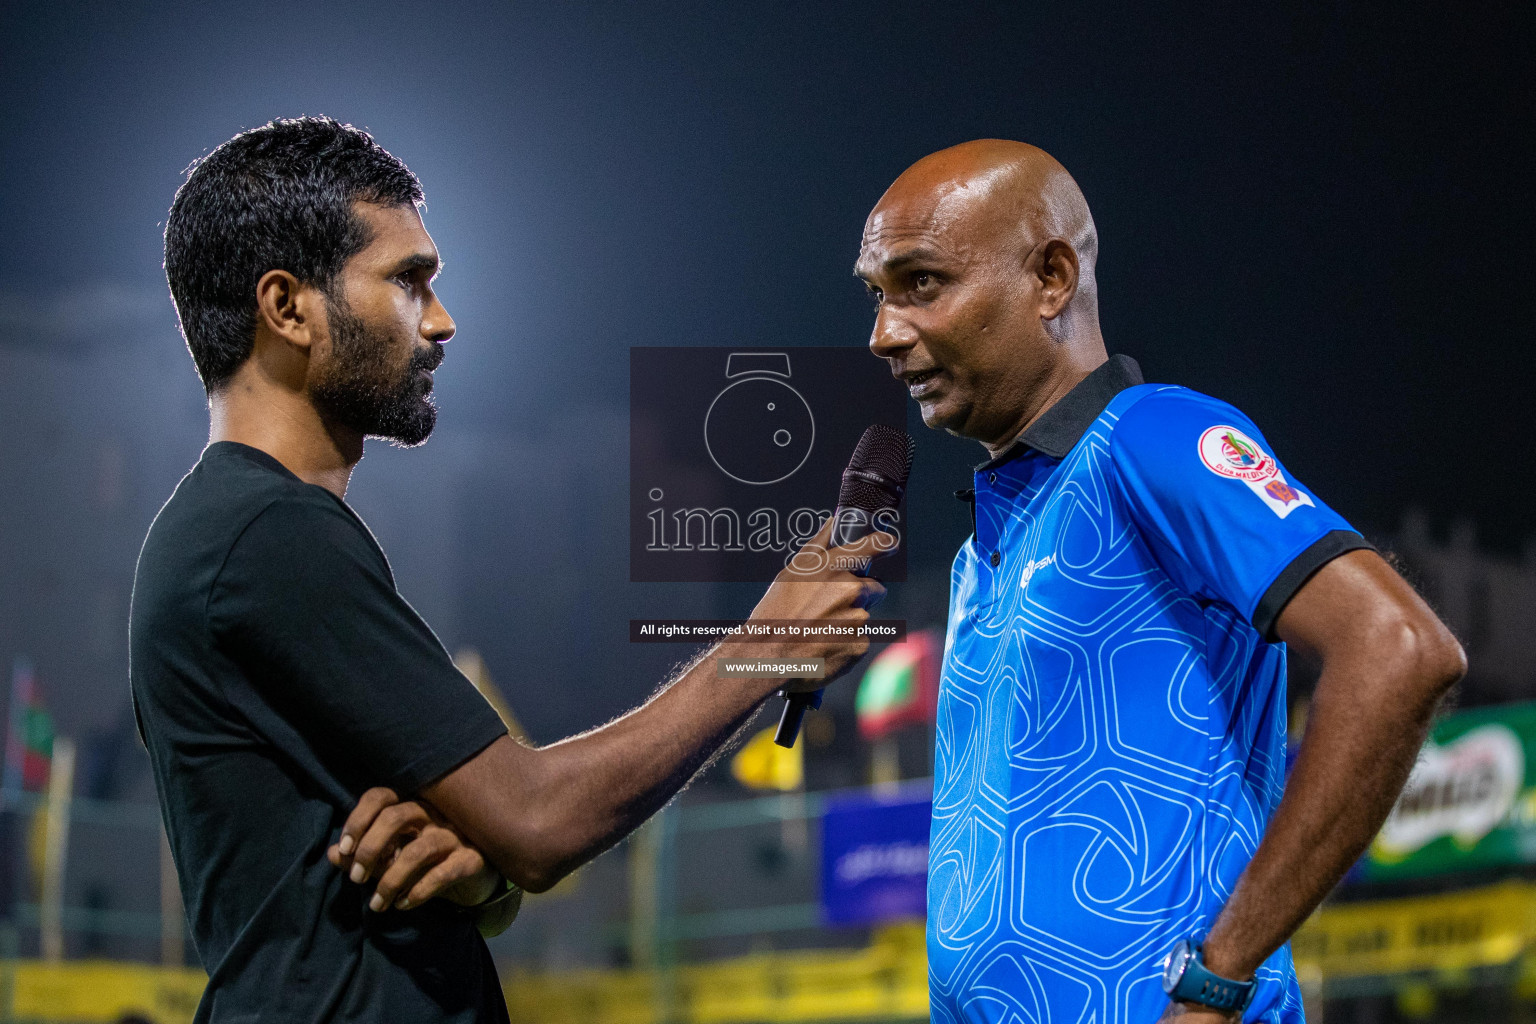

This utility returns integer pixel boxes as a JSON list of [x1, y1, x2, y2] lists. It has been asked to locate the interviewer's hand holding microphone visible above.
[[720, 425, 914, 745], [718, 511, 889, 695]]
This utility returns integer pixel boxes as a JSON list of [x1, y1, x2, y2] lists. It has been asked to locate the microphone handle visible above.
[[773, 688, 822, 747], [772, 505, 876, 748]]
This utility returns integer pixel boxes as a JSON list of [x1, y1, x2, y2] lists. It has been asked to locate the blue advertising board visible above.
[[820, 783, 931, 926]]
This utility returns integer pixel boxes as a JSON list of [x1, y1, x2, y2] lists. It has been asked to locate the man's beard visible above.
[[311, 294, 443, 447]]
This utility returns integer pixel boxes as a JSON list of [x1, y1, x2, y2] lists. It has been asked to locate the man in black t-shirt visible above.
[[133, 117, 883, 1023]]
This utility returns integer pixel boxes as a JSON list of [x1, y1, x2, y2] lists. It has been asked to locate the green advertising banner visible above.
[[1360, 701, 1536, 881]]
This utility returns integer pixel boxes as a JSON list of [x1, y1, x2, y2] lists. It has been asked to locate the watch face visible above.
[[1162, 940, 1190, 992]]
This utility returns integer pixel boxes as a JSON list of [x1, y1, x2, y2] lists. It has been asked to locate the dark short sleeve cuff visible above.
[[388, 716, 509, 795], [1252, 530, 1374, 641]]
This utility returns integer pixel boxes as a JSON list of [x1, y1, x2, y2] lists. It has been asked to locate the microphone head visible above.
[[838, 424, 916, 512]]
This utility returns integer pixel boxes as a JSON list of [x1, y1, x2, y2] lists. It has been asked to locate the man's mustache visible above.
[[412, 344, 445, 374]]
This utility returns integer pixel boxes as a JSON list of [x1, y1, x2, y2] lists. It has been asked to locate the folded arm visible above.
[[328, 787, 523, 937]]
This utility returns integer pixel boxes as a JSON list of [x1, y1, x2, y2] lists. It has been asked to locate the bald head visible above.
[[863, 140, 1099, 320], [857, 141, 1108, 453]]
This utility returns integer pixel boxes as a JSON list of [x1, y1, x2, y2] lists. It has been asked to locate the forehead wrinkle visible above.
[[858, 199, 977, 277], [867, 170, 1012, 264], [856, 230, 966, 280], [862, 204, 936, 245]]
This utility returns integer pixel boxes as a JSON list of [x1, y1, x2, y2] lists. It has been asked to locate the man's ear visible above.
[[254, 269, 324, 351], [1034, 238, 1080, 321]]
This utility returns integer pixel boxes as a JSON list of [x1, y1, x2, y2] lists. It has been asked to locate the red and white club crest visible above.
[[1198, 426, 1278, 483], [1195, 424, 1315, 518]]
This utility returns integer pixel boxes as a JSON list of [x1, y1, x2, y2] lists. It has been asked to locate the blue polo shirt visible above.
[[928, 356, 1367, 1024]]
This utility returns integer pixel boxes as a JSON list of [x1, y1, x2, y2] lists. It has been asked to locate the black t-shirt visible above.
[[129, 442, 509, 1023]]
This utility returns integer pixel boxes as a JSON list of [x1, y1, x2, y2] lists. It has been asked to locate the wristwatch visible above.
[[463, 875, 523, 939], [1161, 939, 1254, 1014]]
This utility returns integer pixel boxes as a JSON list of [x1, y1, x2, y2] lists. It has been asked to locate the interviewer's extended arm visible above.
[[1165, 549, 1465, 1019], [418, 523, 887, 893]]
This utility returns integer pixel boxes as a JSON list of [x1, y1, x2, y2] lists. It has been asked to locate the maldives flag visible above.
[[855, 630, 940, 740], [5, 660, 52, 794]]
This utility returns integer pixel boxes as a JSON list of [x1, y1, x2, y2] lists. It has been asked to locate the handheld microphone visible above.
[[773, 424, 915, 748]]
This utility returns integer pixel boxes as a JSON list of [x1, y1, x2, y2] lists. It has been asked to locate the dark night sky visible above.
[[1, 2, 1532, 757]]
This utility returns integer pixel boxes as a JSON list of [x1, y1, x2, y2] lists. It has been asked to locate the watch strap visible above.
[[1167, 941, 1255, 1013]]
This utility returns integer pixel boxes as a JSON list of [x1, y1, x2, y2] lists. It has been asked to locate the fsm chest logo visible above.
[[1019, 554, 1054, 591], [1198, 426, 1277, 483]]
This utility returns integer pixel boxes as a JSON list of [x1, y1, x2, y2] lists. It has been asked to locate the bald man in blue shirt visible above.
[[854, 141, 1465, 1023]]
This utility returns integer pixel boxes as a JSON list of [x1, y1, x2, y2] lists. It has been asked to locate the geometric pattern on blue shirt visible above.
[[930, 359, 1362, 1023]]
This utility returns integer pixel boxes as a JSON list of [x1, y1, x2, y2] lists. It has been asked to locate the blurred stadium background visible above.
[[4, 2, 1534, 1022]]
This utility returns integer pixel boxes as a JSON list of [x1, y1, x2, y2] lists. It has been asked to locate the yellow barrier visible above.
[[1291, 879, 1536, 979], [0, 925, 927, 1024], [503, 924, 929, 1024], [8, 960, 206, 1023], [8, 884, 1536, 1023]]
